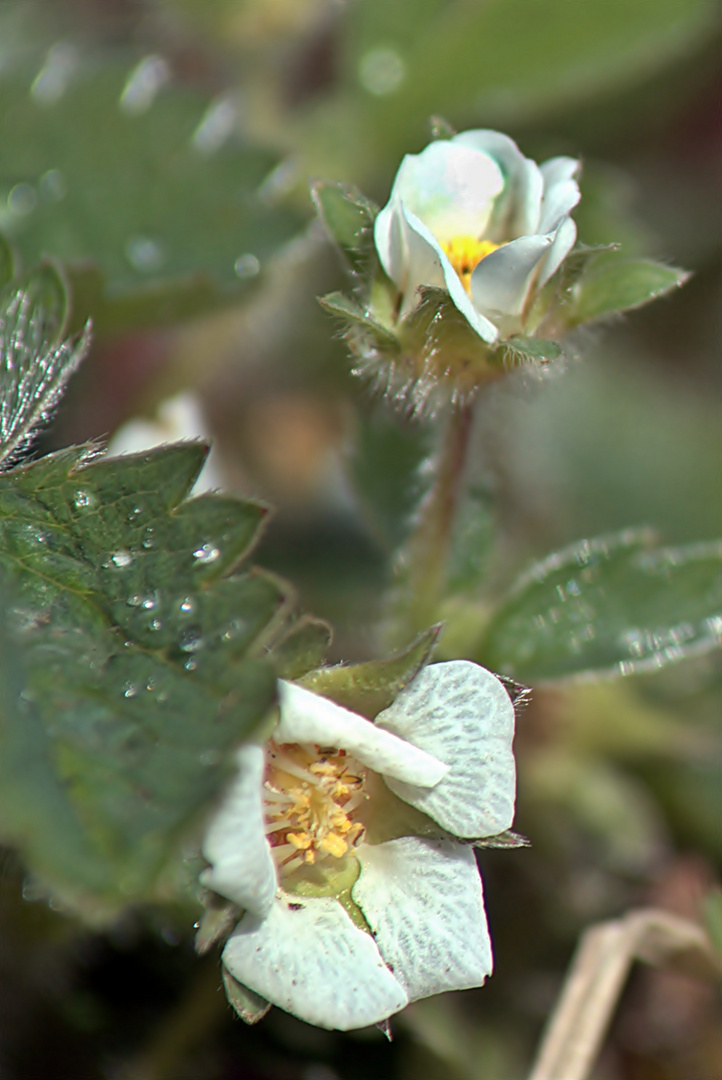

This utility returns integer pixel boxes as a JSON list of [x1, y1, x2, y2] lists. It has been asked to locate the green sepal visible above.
[[481, 529, 722, 683], [500, 336, 562, 365], [195, 891, 242, 956], [299, 625, 441, 718], [318, 291, 399, 350], [473, 830, 531, 850], [270, 615, 333, 680], [222, 968, 271, 1025], [311, 180, 379, 277], [568, 257, 690, 326]]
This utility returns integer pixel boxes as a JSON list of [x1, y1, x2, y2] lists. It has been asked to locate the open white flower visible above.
[[374, 130, 580, 342], [201, 660, 516, 1031]]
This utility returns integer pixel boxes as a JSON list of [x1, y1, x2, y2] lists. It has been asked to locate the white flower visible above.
[[200, 660, 516, 1031], [374, 130, 580, 342]]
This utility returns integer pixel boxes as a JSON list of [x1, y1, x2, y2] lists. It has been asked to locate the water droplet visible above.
[[179, 627, 204, 652], [179, 598, 195, 614], [141, 594, 158, 611], [31, 42, 78, 104], [192, 543, 220, 565], [141, 532, 155, 549], [111, 550, 133, 568], [234, 253, 260, 279], [191, 96, 237, 154], [123, 682, 138, 698], [127, 594, 143, 607], [149, 619, 163, 632], [184, 657, 198, 671], [220, 618, 247, 642], [126, 235, 165, 273], [119, 54, 170, 115], [7, 183, 37, 216], [157, 689, 169, 703], [73, 489, 96, 509], [193, 921, 200, 930], [39, 168, 67, 202], [358, 46, 405, 96]]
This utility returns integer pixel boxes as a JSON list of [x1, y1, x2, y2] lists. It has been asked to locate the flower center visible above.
[[441, 235, 499, 294], [263, 741, 368, 876]]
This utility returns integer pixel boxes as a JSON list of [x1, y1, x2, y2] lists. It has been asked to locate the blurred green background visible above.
[[1, 0, 720, 1077]]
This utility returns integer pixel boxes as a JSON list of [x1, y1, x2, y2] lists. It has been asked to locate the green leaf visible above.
[[299, 625, 441, 718], [311, 181, 378, 277], [318, 291, 399, 351], [569, 258, 689, 325], [1, 263, 89, 469], [0, 443, 288, 916], [0, 59, 301, 334], [481, 530, 722, 683], [348, 400, 435, 553]]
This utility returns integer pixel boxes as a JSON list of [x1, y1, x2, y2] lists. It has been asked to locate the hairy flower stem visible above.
[[395, 398, 475, 638]]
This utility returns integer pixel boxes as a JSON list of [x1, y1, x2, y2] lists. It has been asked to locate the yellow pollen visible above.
[[441, 235, 499, 294], [263, 741, 368, 875]]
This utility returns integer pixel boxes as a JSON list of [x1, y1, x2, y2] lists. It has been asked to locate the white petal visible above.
[[277, 680, 448, 787], [353, 836, 492, 1002], [222, 892, 408, 1030], [453, 130, 544, 238], [399, 206, 499, 342], [387, 141, 504, 243], [200, 745, 277, 916], [538, 216, 577, 287], [376, 661, 516, 838], [470, 234, 551, 319], [374, 193, 409, 288], [540, 155, 580, 190]]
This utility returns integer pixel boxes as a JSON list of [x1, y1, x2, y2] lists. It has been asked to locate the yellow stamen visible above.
[[287, 832, 312, 850], [319, 833, 349, 858], [441, 235, 499, 294]]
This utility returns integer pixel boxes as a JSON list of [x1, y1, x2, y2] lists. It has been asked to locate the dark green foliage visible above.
[[0, 443, 288, 915], [482, 529, 722, 683]]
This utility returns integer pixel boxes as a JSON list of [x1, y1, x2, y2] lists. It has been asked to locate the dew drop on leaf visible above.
[[179, 627, 203, 652], [111, 550, 133, 568], [192, 543, 220, 564], [179, 597, 195, 613], [73, 489, 96, 509]]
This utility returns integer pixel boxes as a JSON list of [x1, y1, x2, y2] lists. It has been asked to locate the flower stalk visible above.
[[393, 397, 475, 638]]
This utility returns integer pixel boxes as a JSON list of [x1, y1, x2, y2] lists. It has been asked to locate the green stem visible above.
[[396, 398, 475, 636]]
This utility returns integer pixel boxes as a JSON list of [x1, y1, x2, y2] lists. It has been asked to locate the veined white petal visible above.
[[277, 681, 448, 787], [200, 745, 277, 916], [353, 836, 492, 1001], [470, 234, 551, 319], [538, 216, 577, 287], [376, 661, 516, 838], [400, 206, 499, 342], [222, 892, 408, 1030], [453, 130, 544, 238], [388, 141, 504, 244]]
